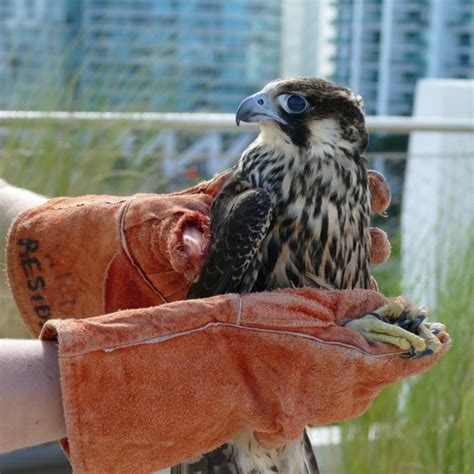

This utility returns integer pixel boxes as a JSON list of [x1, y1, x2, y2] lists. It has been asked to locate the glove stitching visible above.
[[236, 294, 243, 325], [119, 198, 168, 305], [50, 199, 129, 210], [56, 322, 409, 360]]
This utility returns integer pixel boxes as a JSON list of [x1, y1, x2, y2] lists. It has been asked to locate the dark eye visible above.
[[286, 95, 308, 113]]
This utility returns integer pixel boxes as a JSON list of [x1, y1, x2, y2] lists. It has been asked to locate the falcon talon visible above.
[[401, 347, 433, 360], [414, 314, 427, 325], [401, 350, 416, 359], [416, 323, 444, 355], [412, 348, 434, 359], [400, 314, 426, 333]]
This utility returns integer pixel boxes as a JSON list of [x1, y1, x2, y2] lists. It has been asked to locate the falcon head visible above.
[[236, 77, 368, 153]]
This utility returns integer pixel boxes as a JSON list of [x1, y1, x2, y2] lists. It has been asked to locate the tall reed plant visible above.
[[339, 227, 474, 474]]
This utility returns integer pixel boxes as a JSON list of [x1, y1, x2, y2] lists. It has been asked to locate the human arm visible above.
[[0, 181, 59, 453], [0, 339, 65, 453], [0, 179, 47, 257]]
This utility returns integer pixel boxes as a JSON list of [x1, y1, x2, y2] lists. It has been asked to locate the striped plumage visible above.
[[173, 77, 372, 474], [238, 128, 371, 292]]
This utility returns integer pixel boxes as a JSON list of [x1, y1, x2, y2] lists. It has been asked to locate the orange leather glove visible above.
[[7, 170, 390, 336], [6, 171, 449, 474], [39, 289, 449, 474], [7, 171, 230, 334]]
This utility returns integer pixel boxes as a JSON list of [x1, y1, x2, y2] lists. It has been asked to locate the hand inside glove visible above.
[[5, 171, 450, 474], [38, 288, 449, 474]]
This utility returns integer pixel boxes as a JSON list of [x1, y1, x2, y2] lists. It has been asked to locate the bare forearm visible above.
[[0, 179, 48, 269], [0, 182, 63, 451], [0, 339, 66, 453]]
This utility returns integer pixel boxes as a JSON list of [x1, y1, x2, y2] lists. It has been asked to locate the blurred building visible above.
[[331, 0, 474, 115], [2, 0, 472, 115], [0, 0, 282, 112], [280, 0, 319, 77], [280, 0, 337, 79], [0, 0, 81, 109]]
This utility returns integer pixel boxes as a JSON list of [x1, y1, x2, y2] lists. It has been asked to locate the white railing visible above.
[[0, 111, 473, 133]]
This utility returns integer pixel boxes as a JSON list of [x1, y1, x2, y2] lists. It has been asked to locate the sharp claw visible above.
[[401, 347, 434, 360], [399, 314, 426, 332], [414, 348, 434, 359]]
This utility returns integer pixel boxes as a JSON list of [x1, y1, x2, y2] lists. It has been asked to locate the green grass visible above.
[[339, 228, 474, 474], [0, 124, 171, 197]]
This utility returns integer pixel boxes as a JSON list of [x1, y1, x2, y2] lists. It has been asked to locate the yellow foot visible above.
[[403, 306, 444, 357], [346, 303, 444, 358]]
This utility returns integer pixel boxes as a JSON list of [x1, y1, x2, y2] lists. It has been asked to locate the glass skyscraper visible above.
[[331, 0, 473, 115], [0, 0, 82, 109], [0, 0, 282, 112]]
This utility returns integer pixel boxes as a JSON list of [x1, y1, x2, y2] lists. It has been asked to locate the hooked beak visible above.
[[235, 91, 287, 126]]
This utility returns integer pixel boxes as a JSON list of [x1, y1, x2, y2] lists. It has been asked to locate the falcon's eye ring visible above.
[[277, 94, 309, 114], [287, 95, 308, 113]]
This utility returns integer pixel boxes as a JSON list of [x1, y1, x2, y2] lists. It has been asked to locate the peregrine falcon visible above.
[[173, 77, 417, 473], [189, 77, 371, 299]]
